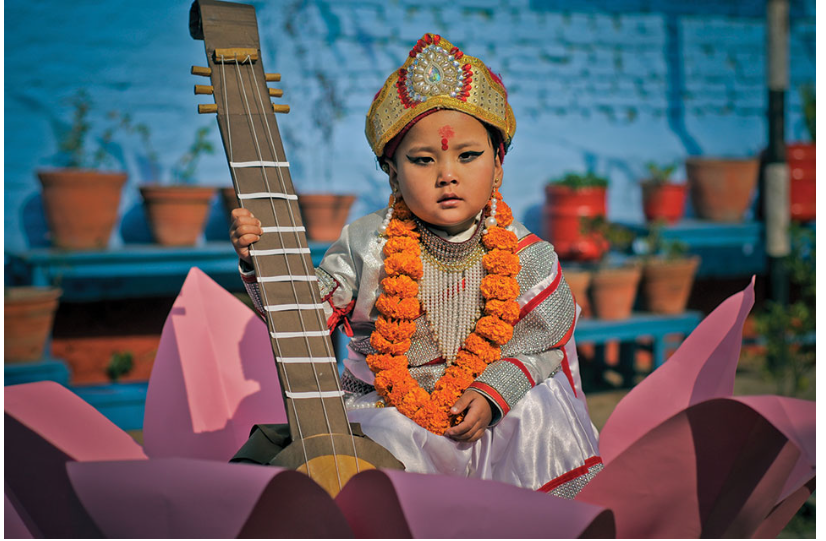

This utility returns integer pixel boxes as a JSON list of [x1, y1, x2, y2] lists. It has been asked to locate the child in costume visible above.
[[230, 33, 601, 496]]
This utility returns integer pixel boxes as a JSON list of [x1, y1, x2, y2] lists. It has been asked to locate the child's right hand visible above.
[[229, 208, 263, 265]]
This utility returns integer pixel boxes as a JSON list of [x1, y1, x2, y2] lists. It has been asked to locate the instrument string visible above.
[[234, 55, 344, 490], [222, 54, 313, 478], [248, 58, 362, 474]]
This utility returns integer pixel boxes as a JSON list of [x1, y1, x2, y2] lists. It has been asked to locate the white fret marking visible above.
[[257, 275, 317, 283], [250, 248, 310, 256], [238, 192, 298, 201], [230, 160, 290, 168], [265, 303, 324, 312], [262, 226, 305, 233], [277, 356, 337, 365], [285, 390, 345, 399], [270, 330, 329, 339]]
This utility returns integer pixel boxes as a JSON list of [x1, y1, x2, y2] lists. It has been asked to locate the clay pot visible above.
[[563, 268, 592, 318], [589, 264, 641, 320], [543, 185, 608, 261], [4, 287, 62, 362], [37, 169, 128, 250], [685, 157, 759, 222], [641, 182, 687, 224], [787, 143, 816, 222], [221, 186, 240, 217], [641, 256, 700, 315], [140, 185, 217, 246], [297, 194, 356, 242]]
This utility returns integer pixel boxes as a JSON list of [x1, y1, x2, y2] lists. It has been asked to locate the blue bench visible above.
[[575, 311, 702, 387]]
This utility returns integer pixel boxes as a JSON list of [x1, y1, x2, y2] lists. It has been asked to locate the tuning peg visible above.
[[195, 85, 214, 95], [191, 66, 212, 77], [272, 104, 290, 114], [268, 88, 284, 98], [198, 104, 218, 114], [266, 73, 282, 82]]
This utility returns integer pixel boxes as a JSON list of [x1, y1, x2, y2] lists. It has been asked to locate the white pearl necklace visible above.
[[420, 243, 485, 363]]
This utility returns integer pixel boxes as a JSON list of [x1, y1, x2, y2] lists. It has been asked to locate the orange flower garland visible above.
[[365, 190, 521, 435]]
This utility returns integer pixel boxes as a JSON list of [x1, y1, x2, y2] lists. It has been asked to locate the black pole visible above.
[[764, 0, 790, 305]]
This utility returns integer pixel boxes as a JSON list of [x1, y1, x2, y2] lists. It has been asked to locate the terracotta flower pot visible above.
[[140, 185, 217, 246], [787, 143, 816, 222], [641, 182, 687, 224], [543, 185, 608, 261], [685, 157, 759, 222], [4, 287, 62, 362], [297, 194, 356, 242], [563, 268, 592, 318], [589, 264, 641, 321], [641, 256, 700, 315], [221, 186, 240, 217], [37, 169, 128, 250]]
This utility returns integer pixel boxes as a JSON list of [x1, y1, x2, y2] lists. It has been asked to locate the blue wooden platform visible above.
[[620, 220, 766, 278], [5, 241, 331, 301], [576, 311, 702, 369]]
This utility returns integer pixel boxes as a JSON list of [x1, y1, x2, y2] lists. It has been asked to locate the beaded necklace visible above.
[[366, 190, 521, 435]]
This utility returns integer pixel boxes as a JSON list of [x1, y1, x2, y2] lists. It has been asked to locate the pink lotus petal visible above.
[[143, 267, 286, 461], [577, 397, 803, 538], [67, 458, 352, 538], [5, 492, 34, 539], [337, 469, 614, 538], [4, 381, 146, 537], [598, 277, 755, 463]]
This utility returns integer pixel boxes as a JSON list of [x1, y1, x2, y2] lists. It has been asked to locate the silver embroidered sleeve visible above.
[[239, 265, 266, 316], [502, 243, 577, 357], [473, 360, 533, 424]]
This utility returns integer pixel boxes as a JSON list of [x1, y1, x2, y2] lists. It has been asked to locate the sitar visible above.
[[189, 0, 403, 497]]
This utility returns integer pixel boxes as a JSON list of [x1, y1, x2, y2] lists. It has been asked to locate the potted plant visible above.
[[640, 162, 687, 224], [4, 286, 62, 363], [297, 194, 358, 242], [637, 222, 700, 315], [685, 154, 759, 222], [581, 218, 641, 321], [787, 84, 815, 222], [562, 266, 593, 318], [543, 172, 610, 261], [37, 90, 129, 249], [134, 124, 218, 246]]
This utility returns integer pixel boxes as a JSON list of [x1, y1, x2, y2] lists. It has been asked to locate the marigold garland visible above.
[[365, 192, 522, 435]]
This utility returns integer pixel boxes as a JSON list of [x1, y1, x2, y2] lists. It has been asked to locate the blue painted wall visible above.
[[4, 0, 816, 252]]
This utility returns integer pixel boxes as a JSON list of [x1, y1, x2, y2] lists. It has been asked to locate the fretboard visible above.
[[193, 0, 350, 442]]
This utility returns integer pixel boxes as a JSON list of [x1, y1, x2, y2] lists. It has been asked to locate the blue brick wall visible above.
[[4, 0, 816, 251]]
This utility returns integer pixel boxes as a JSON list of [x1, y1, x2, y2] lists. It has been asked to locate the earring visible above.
[[483, 183, 499, 233], [378, 192, 397, 235]]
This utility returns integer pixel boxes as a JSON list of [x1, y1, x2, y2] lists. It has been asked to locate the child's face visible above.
[[387, 110, 503, 235]]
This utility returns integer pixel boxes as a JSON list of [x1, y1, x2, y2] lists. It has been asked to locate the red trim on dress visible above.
[[517, 269, 562, 322], [469, 381, 510, 415], [503, 357, 535, 387], [560, 347, 577, 398], [326, 299, 355, 337], [240, 271, 257, 284], [550, 315, 576, 350], [537, 456, 603, 493], [516, 233, 542, 252]]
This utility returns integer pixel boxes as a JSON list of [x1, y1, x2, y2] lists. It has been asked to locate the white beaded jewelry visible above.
[[483, 184, 499, 233], [378, 193, 397, 235]]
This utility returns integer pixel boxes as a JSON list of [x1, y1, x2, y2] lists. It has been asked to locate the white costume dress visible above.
[[242, 208, 601, 497]]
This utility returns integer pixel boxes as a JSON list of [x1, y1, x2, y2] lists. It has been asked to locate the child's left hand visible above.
[[444, 389, 492, 442]]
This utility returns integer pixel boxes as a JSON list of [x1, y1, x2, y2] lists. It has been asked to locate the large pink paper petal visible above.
[[5, 492, 34, 539], [577, 397, 803, 538], [336, 469, 614, 538], [598, 278, 755, 463], [67, 458, 352, 538], [4, 381, 146, 537], [143, 267, 286, 461]]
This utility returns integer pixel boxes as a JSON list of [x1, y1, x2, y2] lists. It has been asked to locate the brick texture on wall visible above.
[[4, 0, 816, 251]]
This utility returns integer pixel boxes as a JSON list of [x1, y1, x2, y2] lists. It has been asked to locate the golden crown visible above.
[[365, 33, 516, 157]]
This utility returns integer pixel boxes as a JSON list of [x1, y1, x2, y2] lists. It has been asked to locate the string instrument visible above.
[[189, 0, 403, 496]]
